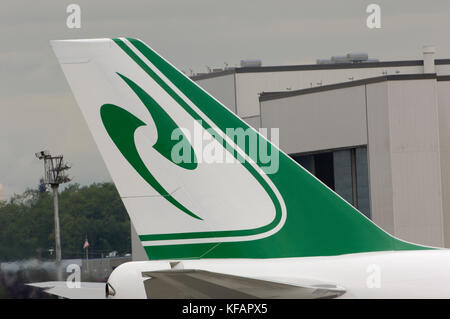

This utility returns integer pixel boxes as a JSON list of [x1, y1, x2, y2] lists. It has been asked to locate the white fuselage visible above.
[[107, 249, 450, 298]]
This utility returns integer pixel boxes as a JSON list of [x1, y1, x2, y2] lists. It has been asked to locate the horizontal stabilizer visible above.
[[142, 269, 346, 299], [27, 281, 106, 299]]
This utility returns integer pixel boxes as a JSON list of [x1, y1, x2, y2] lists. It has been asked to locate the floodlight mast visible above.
[[35, 150, 71, 281]]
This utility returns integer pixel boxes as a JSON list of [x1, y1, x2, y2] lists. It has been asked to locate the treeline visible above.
[[0, 182, 130, 261]]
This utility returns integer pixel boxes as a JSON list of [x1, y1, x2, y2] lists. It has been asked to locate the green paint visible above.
[[100, 73, 202, 220], [113, 38, 433, 259], [110, 40, 283, 243], [117, 73, 197, 170]]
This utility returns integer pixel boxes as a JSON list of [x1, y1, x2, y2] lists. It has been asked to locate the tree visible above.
[[0, 182, 130, 261]]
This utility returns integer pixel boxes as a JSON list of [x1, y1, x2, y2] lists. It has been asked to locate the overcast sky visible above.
[[1, 0, 450, 199]]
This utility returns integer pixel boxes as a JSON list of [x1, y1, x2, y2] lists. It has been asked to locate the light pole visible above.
[[35, 150, 71, 281]]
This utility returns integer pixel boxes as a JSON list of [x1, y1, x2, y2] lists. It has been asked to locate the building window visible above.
[[291, 146, 371, 218], [333, 149, 353, 204]]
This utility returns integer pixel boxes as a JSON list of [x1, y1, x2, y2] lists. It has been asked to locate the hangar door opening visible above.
[[291, 146, 370, 218]]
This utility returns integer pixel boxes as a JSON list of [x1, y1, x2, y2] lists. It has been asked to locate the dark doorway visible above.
[[314, 152, 335, 189]]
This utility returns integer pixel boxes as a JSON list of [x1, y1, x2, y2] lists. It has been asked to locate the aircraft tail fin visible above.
[[51, 38, 431, 260]]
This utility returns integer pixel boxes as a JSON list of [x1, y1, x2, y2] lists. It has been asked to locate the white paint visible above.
[[107, 250, 450, 298], [50, 39, 287, 248]]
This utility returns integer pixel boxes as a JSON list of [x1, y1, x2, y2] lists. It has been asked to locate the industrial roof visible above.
[[259, 73, 450, 102], [190, 59, 450, 81]]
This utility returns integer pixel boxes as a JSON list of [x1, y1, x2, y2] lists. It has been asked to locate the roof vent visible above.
[[240, 59, 262, 67], [318, 53, 374, 64], [331, 55, 350, 64], [346, 53, 369, 63]]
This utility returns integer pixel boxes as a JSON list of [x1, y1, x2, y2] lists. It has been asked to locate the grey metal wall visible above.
[[196, 74, 237, 113], [355, 147, 370, 218], [383, 79, 443, 246], [366, 81, 395, 234], [437, 81, 450, 247], [242, 115, 261, 130], [260, 86, 368, 154]]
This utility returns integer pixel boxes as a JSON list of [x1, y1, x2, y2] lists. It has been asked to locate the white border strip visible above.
[[121, 38, 287, 247]]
